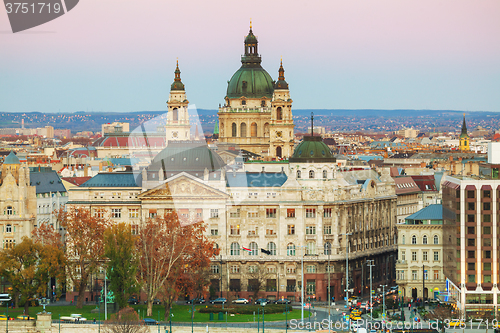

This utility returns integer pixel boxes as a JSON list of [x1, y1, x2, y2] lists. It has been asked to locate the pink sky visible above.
[[1, 0, 499, 112]]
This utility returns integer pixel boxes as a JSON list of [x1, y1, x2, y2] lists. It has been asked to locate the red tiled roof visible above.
[[62, 177, 92, 186]]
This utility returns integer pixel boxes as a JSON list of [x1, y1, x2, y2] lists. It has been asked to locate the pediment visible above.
[[139, 175, 228, 200]]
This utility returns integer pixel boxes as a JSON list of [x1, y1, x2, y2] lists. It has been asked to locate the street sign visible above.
[[398, 290, 402, 294], [382, 313, 386, 318], [371, 290, 375, 294]]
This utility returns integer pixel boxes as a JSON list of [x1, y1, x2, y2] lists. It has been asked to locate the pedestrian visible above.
[[93, 318, 96, 324]]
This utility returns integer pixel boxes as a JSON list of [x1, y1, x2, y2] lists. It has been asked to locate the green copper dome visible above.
[[3, 151, 20, 164], [227, 66, 274, 99], [289, 136, 336, 163]]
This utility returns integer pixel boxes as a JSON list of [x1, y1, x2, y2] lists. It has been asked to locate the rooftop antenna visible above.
[[311, 112, 314, 137]]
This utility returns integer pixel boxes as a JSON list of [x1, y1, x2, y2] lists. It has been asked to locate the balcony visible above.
[[324, 234, 334, 240], [306, 235, 316, 240]]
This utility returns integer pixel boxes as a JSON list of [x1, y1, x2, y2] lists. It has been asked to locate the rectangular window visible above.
[[306, 226, 316, 235], [267, 266, 277, 273], [248, 212, 258, 218], [210, 209, 219, 218], [211, 265, 219, 274], [94, 209, 105, 218], [211, 226, 218, 236], [467, 190, 475, 198], [286, 266, 296, 274], [287, 209, 296, 218], [230, 225, 240, 235], [423, 251, 428, 261], [306, 280, 316, 295], [266, 208, 277, 218], [483, 202, 491, 211], [468, 251, 475, 258], [484, 275, 492, 283], [229, 209, 240, 218], [467, 227, 475, 234], [412, 270, 417, 280], [483, 238, 492, 247], [484, 263, 491, 271], [248, 226, 258, 236], [305, 208, 316, 218], [434, 251, 439, 261], [468, 238, 475, 247], [287, 225, 295, 235], [412, 251, 417, 261], [324, 225, 332, 235], [230, 265, 240, 274], [266, 226, 275, 235], [306, 265, 316, 273], [111, 209, 121, 218], [468, 262, 475, 271], [483, 226, 491, 234], [483, 190, 491, 198], [468, 202, 475, 211], [131, 224, 138, 235], [484, 250, 491, 259], [483, 215, 491, 223], [468, 275, 475, 283], [434, 270, 439, 280], [149, 209, 158, 218], [248, 266, 257, 273], [323, 208, 332, 218], [401, 251, 406, 261], [195, 209, 203, 220], [129, 208, 139, 218]]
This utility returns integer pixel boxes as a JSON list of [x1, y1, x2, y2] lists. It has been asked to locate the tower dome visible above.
[[3, 151, 20, 164], [289, 136, 336, 163], [226, 24, 274, 99], [170, 60, 185, 91]]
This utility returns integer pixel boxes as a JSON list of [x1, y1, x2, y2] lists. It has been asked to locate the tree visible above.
[[104, 223, 139, 310], [57, 207, 108, 308], [0, 237, 65, 315], [102, 307, 149, 333], [247, 266, 270, 302], [136, 211, 218, 316], [427, 305, 454, 333]]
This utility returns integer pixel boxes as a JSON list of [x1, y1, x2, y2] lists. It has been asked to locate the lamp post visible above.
[[262, 303, 265, 333], [367, 260, 375, 318], [325, 243, 332, 333], [219, 255, 223, 299], [341, 233, 352, 313], [381, 284, 388, 319]]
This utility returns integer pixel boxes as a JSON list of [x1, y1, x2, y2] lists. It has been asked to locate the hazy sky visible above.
[[1, 0, 499, 113]]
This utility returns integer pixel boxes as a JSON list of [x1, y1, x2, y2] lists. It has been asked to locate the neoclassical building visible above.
[[217, 25, 295, 159], [0, 151, 36, 249], [67, 135, 397, 302]]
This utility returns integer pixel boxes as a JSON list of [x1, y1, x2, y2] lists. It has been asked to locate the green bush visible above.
[[198, 304, 292, 315], [372, 309, 380, 318]]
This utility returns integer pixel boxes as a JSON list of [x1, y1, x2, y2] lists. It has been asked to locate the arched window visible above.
[[433, 235, 439, 245], [297, 170, 301, 179], [172, 108, 178, 121], [287, 243, 295, 256], [422, 235, 428, 245], [309, 170, 315, 179], [323, 170, 327, 179], [276, 147, 282, 158], [249, 242, 258, 256], [306, 241, 316, 255], [240, 123, 247, 137], [231, 123, 237, 137], [250, 122, 257, 137], [276, 107, 282, 120], [6, 206, 13, 215], [264, 123, 269, 137], [230, 242, 240, 256], [411, 235, 417, 244], [324, 242, 332, 255], [6, 224, 12, 233], [267, 242, 277, 255]]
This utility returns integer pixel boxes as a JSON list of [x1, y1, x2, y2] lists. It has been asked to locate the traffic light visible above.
[[261, 248, 271, 255]]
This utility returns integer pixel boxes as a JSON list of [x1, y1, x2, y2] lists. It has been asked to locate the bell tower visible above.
[[166, 60, 191, 142], [459, 114, 470, 151], [270, 60, 294, 159]]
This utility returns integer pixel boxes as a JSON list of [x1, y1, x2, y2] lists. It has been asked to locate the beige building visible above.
[[218, 26, 294, 159], [393, 176, 421, 224], [165, 61, 191, 142], [0, 151, 37, 249], [67, 136, 397, 302], [396, 204, 450, 301], [101, 122, 130, 136]]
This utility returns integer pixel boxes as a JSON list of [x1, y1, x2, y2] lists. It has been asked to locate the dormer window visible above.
[[242, 99, 246, 106]]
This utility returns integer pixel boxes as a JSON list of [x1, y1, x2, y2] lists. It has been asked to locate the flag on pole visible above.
[[242, 247, 252, 253]]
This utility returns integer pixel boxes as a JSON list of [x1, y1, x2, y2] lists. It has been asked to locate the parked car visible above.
[[255, 298, 271, 305], [274, 299, 291, 304], [144, 298, 161, 305], [16, 315, 35, 320], [143, 318, 159, 325], [187, 298, 206, 304], [128, 297, 139, 305], [210, 297, 227, 304], [232, 298, 249, 304]]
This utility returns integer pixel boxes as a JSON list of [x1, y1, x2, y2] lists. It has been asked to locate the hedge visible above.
[[198, 304, 292, 315]]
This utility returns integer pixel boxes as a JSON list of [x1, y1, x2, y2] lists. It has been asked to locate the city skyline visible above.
[[1, 0, 499, 113]]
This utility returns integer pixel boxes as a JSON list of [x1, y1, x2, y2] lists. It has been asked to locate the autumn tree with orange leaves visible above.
[[57, 207, 108, 309], [136, 211, 218, 317], [0, 237, 65, 315]]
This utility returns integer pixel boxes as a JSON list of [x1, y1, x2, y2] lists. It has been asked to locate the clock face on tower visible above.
[[173, 132, 178, 138]]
